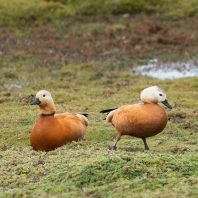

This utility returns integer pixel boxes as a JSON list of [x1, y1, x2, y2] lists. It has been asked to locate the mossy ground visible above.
[[0, 1, 198, 197]]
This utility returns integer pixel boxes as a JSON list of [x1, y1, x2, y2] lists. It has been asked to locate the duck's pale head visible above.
[[31, 90, 56, 115], [140, 86, 172, 109]]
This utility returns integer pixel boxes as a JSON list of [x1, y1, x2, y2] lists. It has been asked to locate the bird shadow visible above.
[[107, 145, 145, 152], [119, 146, 145, 152]]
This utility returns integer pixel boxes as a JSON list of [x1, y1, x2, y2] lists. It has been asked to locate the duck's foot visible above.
[[109, 136, 120, 151], [144, 146, 149, 150], [109, 146, 117, 150]]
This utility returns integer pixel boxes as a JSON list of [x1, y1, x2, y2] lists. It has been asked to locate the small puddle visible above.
[[132, 59, 198, 80], [4, 84, 23, 90]]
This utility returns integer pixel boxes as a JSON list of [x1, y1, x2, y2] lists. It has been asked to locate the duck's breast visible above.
[[112, 104, 168, 138], [30, 116, 64, 151], [30, 114, 86, 151]]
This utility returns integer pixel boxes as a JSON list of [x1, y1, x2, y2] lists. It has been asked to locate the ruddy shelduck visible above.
[[100, 86, 172, 150], [30, 90, 88, 151]]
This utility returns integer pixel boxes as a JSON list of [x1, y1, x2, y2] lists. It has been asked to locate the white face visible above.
[[36, 90, 52, 102], [34, 90, 55, 109], [32, 90, 56, 114], [140, 86, 172, 109], [154, 88, 167, 103], [141, 86, 166, 103]]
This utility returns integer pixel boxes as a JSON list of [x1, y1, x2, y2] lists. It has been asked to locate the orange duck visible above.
[[30, 90, 88, 151], [100, 86, 172, 150]]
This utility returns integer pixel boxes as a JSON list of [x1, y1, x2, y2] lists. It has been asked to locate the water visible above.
[[4, 84, 23, 90], [132, 59, 198, 80]]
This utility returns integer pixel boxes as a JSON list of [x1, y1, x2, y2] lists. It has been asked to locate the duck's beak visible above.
[[31, 98, 41, 105], [161, 99, 172, 109]]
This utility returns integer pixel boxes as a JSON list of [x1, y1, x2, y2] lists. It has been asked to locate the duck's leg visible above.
[[142, 138, 149, 150], [109, 134, 121, 150]]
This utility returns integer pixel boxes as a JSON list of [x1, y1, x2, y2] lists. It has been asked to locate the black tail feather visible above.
[[100, 108, 117, 114], [81, 113, 88, 118]]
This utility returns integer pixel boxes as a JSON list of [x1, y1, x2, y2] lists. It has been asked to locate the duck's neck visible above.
[[39, 103, 56, 115], [143, 101, 157, 105], [40, 112, 55, 117]]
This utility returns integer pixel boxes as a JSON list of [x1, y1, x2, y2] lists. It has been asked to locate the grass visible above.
[[1, 144, 198, 197], [1, 1, 198, 197], [1, 0, 198, 27]]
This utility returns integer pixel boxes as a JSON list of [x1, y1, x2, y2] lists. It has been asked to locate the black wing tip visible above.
[[100, 108, 117, 114], [81, 113, 89, 118]]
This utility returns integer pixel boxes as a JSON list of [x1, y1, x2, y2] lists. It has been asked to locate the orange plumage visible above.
[[30, 90, 88, 151], [100, 86, 172, 150]]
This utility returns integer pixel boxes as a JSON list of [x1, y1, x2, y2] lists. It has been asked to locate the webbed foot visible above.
[[109, 146, 117, 150]]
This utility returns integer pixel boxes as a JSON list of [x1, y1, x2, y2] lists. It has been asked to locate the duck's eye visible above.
[[159, 94, 162, 96], [43, 95, 46, 97]]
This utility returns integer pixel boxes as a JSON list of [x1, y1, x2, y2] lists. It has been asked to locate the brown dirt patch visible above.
[[168, 113, 186, 123]]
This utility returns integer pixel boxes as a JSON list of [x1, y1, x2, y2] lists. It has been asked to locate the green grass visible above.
[[1, 1, 198, 197], [1, 0, 198, 27]]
